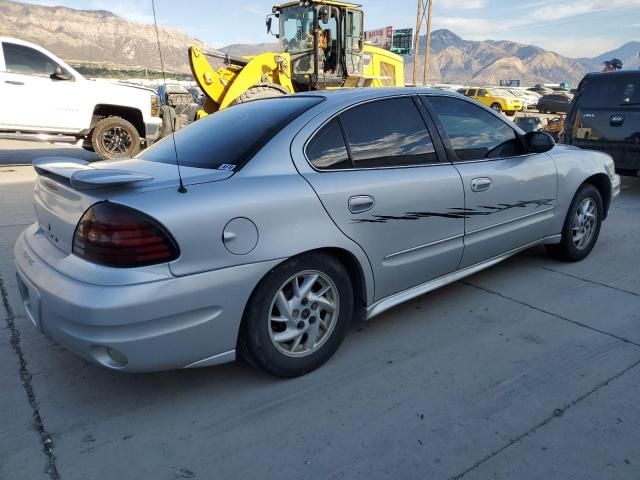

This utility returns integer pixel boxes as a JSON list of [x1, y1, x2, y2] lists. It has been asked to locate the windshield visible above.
[[280, 5, 316, 53], [139, 96, 322, 170], [580, 75, 640, 107], [493, 89, 514, 97]]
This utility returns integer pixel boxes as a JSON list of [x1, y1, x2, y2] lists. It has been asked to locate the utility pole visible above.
[[412, 0, 422, 86], [413, 0, 434, 85], [423, 0, 433, 85]]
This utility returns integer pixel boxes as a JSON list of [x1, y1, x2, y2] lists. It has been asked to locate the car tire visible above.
[[539, 106, 546, 113], [238, 252, 353, 377], [230, 85, 286, 106], [546, 184, 603, 262], [490, 103, 502, 113], [91, 116, 140, 160], [505, 111, 516, 117]]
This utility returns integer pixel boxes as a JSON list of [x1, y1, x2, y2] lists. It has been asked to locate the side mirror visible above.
[[266, 16, 273, 34], [526, 131, 555, 153], [51, 65, 73, 81]]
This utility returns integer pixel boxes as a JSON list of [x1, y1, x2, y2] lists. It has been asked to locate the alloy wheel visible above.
[[268, 270, 339, 358], [572, 197, 597, 250], [102, 126, 133, 155]]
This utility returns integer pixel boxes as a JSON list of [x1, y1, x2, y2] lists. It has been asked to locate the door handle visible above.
[[348, 195, 375, 214], [471, 177, 492, 192], [4, 80, 24, 86]]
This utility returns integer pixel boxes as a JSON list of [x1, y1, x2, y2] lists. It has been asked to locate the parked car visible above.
[[14, 88, 620, 377], [462, 87, 524, 115], [506, 89, 539, 109], [0, 37, 163, 160], [538, 93, 574, 113], [514, 116, 543, 132], [561, 71, 640, 175], [528, 85, 555, 95]]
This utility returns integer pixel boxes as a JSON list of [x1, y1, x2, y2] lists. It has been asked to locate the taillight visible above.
[[73, 202, 179, 267]]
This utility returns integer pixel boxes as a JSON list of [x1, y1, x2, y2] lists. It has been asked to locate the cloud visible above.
[[241, 5, 265, 16], [433, 16, 529, 37], [523, 35, 621, 57], [435, 0, 485, 9], [534, 0, 640, 20]]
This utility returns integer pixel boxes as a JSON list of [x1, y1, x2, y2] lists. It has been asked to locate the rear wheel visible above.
[[505, 110, 516, 117], [546, 184, 603, 262], [238, 252, 353, 377], [91, 116, 140, 160], [230, 85, 287, 106], [490, 103, 502, 113]]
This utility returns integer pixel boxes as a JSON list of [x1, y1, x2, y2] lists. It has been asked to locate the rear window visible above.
[[580, 75, 640, 108], [139, 96, 322, 169]]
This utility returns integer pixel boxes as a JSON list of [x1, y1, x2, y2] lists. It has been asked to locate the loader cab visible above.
[[273, 1, 364, 90]]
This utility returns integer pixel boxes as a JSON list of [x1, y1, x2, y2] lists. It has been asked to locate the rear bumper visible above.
[[571, 140, 640, 171], [14, 227, 280, 372]]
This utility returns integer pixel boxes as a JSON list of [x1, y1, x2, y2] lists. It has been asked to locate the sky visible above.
[[18, 0, 640, 58]]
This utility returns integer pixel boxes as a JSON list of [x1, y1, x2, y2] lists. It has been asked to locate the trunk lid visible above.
[[32, 157, 232, 254]]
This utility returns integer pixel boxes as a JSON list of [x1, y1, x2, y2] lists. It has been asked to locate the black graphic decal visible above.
[[351, 199, 554, 224]]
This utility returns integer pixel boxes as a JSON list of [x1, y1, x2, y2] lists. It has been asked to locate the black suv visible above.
[[561, 71, 640, 175]]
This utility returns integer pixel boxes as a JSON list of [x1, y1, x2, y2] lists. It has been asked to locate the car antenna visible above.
[[152, 0, 187, 193]]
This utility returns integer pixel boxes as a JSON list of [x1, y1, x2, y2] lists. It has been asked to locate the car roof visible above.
[[300, 86, 463, 106], [583, 70, 640, 81]]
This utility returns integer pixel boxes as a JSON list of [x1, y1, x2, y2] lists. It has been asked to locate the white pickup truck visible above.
[[0, 37, 163, 160]]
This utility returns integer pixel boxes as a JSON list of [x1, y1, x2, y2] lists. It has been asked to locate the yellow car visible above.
[[462, 87, 524, 116]]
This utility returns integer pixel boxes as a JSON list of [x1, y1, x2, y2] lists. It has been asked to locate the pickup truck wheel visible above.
[[546, 184, 603, 262], [91, 116, 140, 160]]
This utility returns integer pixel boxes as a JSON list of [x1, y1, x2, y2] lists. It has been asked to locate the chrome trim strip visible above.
[[466, 207, 554, 235], [366, 235, 559, 320], [384, 233, 464, 260], [183, 349, 236, 369]]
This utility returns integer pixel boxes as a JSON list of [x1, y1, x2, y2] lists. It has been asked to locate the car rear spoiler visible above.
[[32, 157, 153, 191]]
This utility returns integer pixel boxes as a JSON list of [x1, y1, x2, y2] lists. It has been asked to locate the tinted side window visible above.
[[340, 97, 437, 168], [140, 96, 322, 169], [580, 75, 639, 107], [307, 119, 351, 169], [468, 89, 477, 96], [3, 43, 58, 76], [425, 96, 525, 161]]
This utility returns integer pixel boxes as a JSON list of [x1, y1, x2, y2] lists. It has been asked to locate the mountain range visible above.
[[0, 0, 205, 73], [1, 0, 637, 85]]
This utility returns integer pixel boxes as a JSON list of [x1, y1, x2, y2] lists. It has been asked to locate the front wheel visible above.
[[91, 116, 140, 160], [238, 252, 353, 377], [546, 184, 603, 262], [505, 110, 516, 117]]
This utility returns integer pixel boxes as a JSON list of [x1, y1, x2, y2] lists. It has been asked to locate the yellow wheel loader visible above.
[[189, 0, 405, 117]]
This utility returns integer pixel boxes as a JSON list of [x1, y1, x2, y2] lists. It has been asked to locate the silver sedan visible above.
[[14, 88, 620, 377]]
